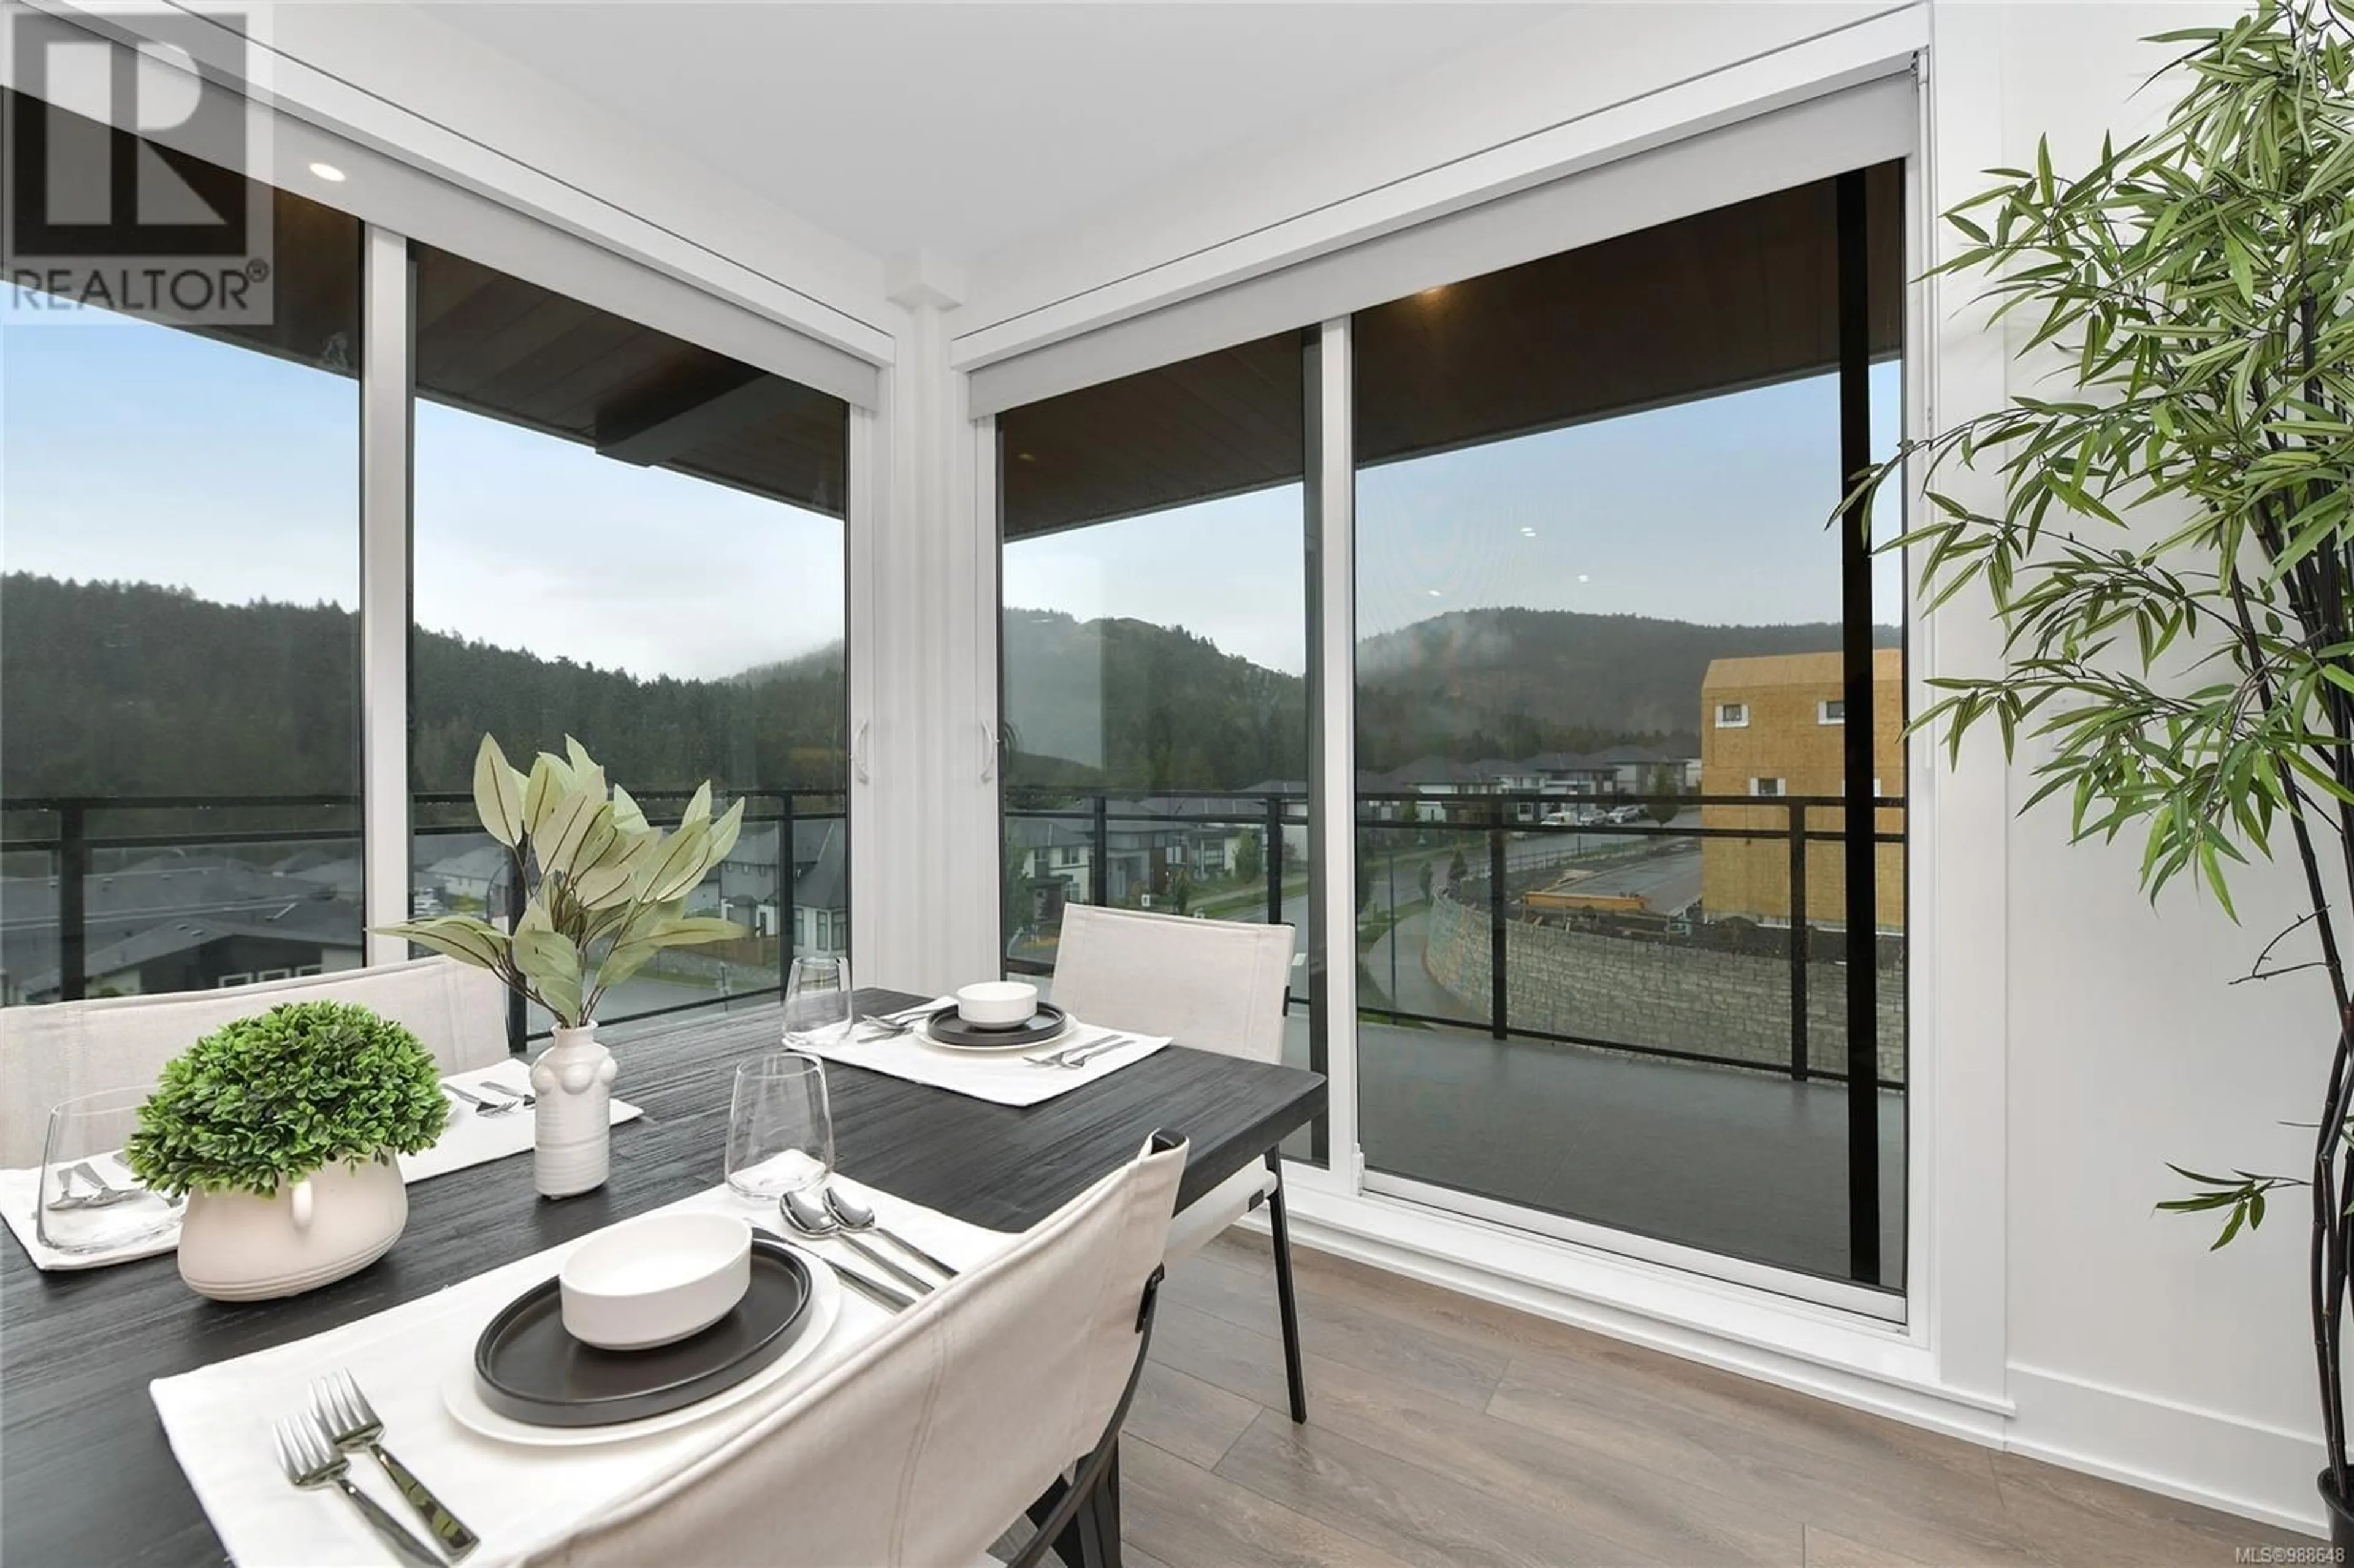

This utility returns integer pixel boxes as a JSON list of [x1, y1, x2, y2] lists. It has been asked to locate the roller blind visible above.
[[969, 70, 1915, 420]]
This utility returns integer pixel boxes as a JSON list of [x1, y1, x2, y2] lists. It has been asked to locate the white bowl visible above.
[[955, 980, 1039, 1029], [560, 1212, 752, 1351]]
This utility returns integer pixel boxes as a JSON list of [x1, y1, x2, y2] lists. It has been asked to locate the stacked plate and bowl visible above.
[[918, 982, 1072, 1051], [449, 1211, 836, 1447]]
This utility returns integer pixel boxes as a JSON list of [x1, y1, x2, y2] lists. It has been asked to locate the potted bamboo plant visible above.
[[1853, 1, 2354, 1536], [378, 735, 747, 1197]]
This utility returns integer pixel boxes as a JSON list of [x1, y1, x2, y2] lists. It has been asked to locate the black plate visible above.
[[924, 1001, 1070, 1049], [473, 1237, 814, 1428]]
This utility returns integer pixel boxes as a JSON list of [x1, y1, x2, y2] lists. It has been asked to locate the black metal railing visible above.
[[2, 790, 847, 1052], [1002, 785, 1904, 1089]]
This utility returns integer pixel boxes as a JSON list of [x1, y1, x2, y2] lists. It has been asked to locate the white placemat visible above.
[[0, 1065, 642, 1272], [400, 1064, 642, 1184], [798, 997, 1171, 1106], [149, 1177, 1011, 1567]]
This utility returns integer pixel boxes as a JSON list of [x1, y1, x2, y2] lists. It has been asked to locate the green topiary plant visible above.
[[124, 1000, 451, 1198]]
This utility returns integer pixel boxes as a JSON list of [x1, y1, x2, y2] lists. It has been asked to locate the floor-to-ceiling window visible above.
[[1, 89, 364, 1006], [1350, 164, 1906, 1298], [408, 245, 850, 1037], [995, 332, 1321, 1136]]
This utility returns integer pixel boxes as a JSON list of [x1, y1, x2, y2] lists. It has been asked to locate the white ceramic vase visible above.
[[531, 1022, 617, 1198], [178, 1152, 407, 1302]]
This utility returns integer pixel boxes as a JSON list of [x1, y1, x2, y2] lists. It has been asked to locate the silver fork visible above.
[[61, 1160, 143, 1208], [444, 1084, 520, 1117], [272, 1412, 448, 1567], [1027, 1034, 1130, 1068], [1053, 1035, 1137, 1070], [477, 1077, 535, 1109], [311, 1369, 479, 1560]]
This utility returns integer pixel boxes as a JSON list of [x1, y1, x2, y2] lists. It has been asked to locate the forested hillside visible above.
[[1, 574, 847, 798], [3, 574, 1899, 802]]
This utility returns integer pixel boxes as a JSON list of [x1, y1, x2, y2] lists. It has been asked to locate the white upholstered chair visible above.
[[0, 956, 510, 1165], [1046, 905, 1308, 1423], [524, 1132, 1188, 1568]]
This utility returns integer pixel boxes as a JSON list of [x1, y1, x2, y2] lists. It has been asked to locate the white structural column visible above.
[[359, 224, 413, 964], [855, 253, 998, 991], [1307, 318, 1360, 1179]]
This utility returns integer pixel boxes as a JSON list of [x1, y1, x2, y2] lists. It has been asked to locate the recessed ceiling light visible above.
[[1578, 574, 1591, 584], [1016, 451, 1036, 463], [1520, 527, 1537, 538], [308, 161, 346, 183], [1427, 588, 1443, 597]]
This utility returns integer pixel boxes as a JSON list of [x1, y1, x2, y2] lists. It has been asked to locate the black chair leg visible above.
[[1264, 1150, 1308, 1424]]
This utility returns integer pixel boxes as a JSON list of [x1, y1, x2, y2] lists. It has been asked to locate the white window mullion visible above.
[[359, 224, 413, 964], [1308, 316, 1359, 1184]]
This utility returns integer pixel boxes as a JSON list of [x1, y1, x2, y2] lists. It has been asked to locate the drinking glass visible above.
[[725, 1052, 834, 1200], [782, 955, 855, 1050], [36, 1086, 185, 1254]]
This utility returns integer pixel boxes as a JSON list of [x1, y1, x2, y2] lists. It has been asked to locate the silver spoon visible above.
[[778, 1189, 935, 1295], [823, 1184, 959, 1279]]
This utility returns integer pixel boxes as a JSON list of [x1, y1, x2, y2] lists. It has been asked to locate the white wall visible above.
[[1936, 1, 2339, 1529]]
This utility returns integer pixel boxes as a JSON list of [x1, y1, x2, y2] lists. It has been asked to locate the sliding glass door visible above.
[[1350, 165, 1907, 1299], [994, 333, 1322, 1146]]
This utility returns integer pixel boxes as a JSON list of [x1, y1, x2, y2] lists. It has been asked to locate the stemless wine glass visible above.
[[36, 1086, 185, 1255], [725, 1052, 834, 1200], [782, 955, 855, 1050]]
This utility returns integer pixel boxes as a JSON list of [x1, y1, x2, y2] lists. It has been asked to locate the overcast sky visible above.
[[6, 311, 1897, 685], [1005, 363, 1903, 676], [3, 311, 843, 682]]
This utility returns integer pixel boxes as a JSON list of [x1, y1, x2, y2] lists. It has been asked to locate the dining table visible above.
[[0, 986, 1328, 1567]]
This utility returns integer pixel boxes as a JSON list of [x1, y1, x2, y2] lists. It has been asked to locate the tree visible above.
[[1447, 848, 1469, 888], [1233, 828, 1264, 886], [1850, 1, 2354, 1510], [1644, 764, 1684, 827], [1418, 860, 1434, 905]]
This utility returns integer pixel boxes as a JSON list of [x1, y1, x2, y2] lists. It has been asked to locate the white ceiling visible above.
[[421, 2, 1572, 267]]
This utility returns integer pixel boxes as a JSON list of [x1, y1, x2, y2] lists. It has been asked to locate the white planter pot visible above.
[[532, 1022, 617, 1198], [178, 1153, 407, 1302]]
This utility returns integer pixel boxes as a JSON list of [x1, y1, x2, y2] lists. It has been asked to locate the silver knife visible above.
[[822, 1255, 916, 1312]]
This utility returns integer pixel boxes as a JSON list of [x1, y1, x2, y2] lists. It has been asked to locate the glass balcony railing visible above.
[[1002, 785, 1903, 1089], [1, 790, 848, 1053]]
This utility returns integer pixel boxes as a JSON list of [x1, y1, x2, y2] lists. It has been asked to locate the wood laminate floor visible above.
[[1098, 1231, 2320, 1567]]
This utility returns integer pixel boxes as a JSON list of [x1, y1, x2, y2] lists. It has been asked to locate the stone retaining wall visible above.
[[1423, 894, 1906, 1083]]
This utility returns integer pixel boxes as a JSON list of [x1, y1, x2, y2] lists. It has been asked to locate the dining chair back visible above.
[[1045, 905, 1313, 1426], [0, 956, 510, 1165], [1048, 905, 1295, 1064], [525, 1132, 1188, 1568]]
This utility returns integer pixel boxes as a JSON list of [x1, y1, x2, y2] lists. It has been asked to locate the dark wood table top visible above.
[[0, 988, 1325, 1567]]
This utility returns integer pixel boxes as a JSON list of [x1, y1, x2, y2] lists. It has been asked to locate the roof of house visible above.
[[1701, 647, 1901, 690], [424, 843, 512, 881], [793, 820, 848, 912], [17, 899, 363, 997]]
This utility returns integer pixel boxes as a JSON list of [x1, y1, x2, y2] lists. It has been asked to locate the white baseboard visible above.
[[2007, 1363, 2327, 1538]]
